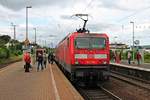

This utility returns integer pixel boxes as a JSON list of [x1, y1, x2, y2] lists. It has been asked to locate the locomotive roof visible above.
[[72, 32, 108, 37], [57, 32, 108, 46]]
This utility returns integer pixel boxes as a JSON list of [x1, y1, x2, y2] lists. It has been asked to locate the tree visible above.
[[0, 35, 11, 47]]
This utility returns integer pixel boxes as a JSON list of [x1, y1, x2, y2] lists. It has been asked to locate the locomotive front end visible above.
[[72, 34, 110, 84]]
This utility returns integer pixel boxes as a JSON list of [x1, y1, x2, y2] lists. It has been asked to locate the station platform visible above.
[[0, 61, 83, 100], [110, 61, 150, 72]]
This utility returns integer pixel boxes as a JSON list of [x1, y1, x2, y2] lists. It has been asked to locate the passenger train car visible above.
[[55, 32, 110, 85]]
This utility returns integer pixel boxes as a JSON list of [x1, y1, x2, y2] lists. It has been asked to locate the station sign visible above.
[[134, 40, 140, 45]]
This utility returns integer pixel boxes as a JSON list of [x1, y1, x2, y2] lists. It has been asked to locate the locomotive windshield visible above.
[[75, 37, 106, 49]]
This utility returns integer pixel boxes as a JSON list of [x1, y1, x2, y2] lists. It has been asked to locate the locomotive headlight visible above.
[[75, 61, 79, 64], [103, 61, 107, 64]]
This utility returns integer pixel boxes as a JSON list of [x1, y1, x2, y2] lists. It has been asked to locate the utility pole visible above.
[[25, 6, 32, 46], [11, 22, 16, 40], [11, 22, 17, 51], [45, 40, 46, 47], [130, 21, 135, 62]]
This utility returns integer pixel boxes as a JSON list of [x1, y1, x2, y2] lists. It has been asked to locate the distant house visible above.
[[141, 45, 150, 53], [142, 45, 150, 49], [110, 43, 129, 50], [5, 42, 12, 48]]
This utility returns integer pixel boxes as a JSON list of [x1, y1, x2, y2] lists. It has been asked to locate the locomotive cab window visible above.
[[75, 37, 106, 49], [75, 37, 90, 49], [91, 37, 106, 49]]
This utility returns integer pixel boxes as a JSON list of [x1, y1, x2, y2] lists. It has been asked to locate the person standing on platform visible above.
[[50, 53, 55, 64], [48, 53, 51, 64], [127, 51, 131, 64], [113, 51, 116, 63], [116, 51, 120, 63], [136, 51, 142, 65], [37, 53, 43, 71], [23, 51, 31, 72], [43, 51, 47, 68]]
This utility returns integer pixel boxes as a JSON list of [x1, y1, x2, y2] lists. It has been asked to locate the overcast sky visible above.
[[0, 0, 150, 47]]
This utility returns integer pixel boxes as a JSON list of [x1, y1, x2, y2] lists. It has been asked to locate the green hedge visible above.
[[0, 47, 10, 59], [144, 52, 150, 63], [0, 47, 23, 59]]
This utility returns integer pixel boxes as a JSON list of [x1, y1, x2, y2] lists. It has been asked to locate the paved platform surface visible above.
[[111, 60, 150, 70], [0, 61, 83, 100]]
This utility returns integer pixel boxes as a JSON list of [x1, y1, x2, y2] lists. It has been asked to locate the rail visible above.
[[77, 86, 122, 100], [110, 63, 150, 82], [111, 72, 150, 91]]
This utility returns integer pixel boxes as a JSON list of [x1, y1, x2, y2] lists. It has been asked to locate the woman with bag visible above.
[[23, 51, 31, 72]]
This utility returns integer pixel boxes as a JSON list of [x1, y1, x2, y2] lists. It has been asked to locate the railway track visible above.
[[77, 86, 121, 100], [111, 71, 150, 91], [110, 64, 150, 91], [110, 63, 150, 81]]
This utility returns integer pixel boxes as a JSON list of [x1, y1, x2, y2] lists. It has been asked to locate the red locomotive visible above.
[[55, 14, 110, 85]]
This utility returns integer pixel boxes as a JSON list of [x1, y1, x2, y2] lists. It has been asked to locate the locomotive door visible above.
[[64, 44, 67, 65]]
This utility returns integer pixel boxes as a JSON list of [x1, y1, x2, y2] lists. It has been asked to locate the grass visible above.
[[0, 55, 22, 65], [144, 59, 150, 63]]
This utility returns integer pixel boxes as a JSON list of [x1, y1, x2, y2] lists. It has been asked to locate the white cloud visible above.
[[0, 0, 150, 46]]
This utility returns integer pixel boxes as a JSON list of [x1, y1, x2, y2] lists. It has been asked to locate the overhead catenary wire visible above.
[[69, 0, 95, 32], [117, 6, 150, 23], [83, 0, 94, 13], [1, 0, 12, 22]]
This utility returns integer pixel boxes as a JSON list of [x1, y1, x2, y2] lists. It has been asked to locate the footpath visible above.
[[0, 61, 83, 100]]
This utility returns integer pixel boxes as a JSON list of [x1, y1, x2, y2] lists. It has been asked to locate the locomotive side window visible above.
[[75, 37, 106, 49], [67, 38, 69, 46]]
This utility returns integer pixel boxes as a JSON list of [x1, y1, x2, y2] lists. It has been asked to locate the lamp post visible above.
[[130, 21, 135, 62], [48, 35, 56, 48], [25, 6, 32, 46], [114, 36, 118, 50], [33, 28, 36, 45]]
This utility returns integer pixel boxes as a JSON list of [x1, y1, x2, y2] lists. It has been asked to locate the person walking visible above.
[[23, 51, 31, 72], [43, 51, 47, 68], [50, 53, 55, 64], [48, 53, 51, 64], [37, 53, 43, 71], [127, 51, 131, 64], [136, 51, 142, 65]]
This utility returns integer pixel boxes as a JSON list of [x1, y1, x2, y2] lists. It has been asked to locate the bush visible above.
[[144, 52, 150, 63], [5, 48, 10, 58], [0, 47, 10, 59], [17, 50, 22, 55]]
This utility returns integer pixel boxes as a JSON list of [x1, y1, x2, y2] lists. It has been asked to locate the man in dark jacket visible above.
[[37, 53, 43, 71], [50, 53, 55, 64], [48, 53, 51, 64]]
